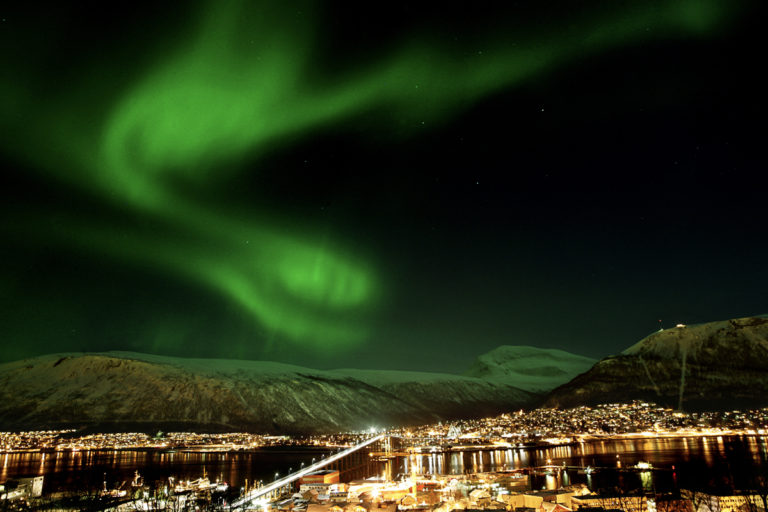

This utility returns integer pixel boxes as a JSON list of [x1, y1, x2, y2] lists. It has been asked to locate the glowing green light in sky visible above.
[[0, 0, 735, 350], [100, 0, 729, 206]]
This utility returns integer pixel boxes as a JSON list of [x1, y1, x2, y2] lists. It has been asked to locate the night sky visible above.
[[1, 0, 765, 373]]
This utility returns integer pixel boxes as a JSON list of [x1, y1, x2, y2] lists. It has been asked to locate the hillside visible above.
[[544, 315, 768, 410], [0, 352, 533, 433], [463, 345, 596, 393]]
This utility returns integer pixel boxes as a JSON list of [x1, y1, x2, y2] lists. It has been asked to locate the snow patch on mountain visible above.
[[330, 368, 491, 386], [622, 315, 768, 362], [463, 345, 596, 393]]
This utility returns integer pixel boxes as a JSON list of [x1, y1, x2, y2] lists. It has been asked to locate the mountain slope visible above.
[[543, 315, 768, 410], [0, 352, 533, 433], [463, 345, 596, 393]]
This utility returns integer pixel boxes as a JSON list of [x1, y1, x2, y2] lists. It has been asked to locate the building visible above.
[[306, 503, 396, 512], [527, 489, 576, 509], [0, 476, 44, 500], [682, 489, 763, 512], [330, 487, 350, 503], [300, 470, 341, 494], [571, 493, 647, 512], [301, 470, 340, 486]]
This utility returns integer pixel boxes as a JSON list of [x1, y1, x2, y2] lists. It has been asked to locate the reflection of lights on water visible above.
[[639, 470, 652, 491], [702, 438, 713, 466], [760, 437, 768, 458], [450, 452, 462, 474]]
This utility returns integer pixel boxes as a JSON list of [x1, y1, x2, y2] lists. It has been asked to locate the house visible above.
[[499, 493, 526, 509], [682, 489, 762, 512], [571, 493, 646, 512], [527, 490, 576, 509], [540, 502, 572, 512]]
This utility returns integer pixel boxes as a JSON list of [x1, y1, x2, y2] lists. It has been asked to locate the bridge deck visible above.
[[232, 434, 385, 509]]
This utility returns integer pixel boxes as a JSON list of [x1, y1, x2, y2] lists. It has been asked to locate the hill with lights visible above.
[[544, 315, 768, 411]]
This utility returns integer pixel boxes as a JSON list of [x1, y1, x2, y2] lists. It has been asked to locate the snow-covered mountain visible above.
[[544, 315, 768, 410], [0, 352, 533, 433], [621, 315, 768, 362], [463, 345, 596, 393]]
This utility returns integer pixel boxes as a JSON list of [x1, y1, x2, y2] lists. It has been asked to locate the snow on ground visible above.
[[328, 368, 493, 386]]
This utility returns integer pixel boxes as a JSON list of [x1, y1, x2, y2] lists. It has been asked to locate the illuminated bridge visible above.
[[232, 434, 387, 509]]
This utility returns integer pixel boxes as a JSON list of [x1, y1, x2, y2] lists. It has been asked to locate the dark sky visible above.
[[1, 0, 765, 372]]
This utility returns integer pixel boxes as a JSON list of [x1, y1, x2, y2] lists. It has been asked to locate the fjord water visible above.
[[2, 437, 767, 495], [396, 435, 768, 491], [0, 447, 332, 494]]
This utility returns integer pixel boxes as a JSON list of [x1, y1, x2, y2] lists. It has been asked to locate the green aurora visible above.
[[0, 0, 742, 353]]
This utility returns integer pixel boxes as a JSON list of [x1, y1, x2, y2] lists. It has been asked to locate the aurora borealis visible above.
[[0, 1, 765, 370]]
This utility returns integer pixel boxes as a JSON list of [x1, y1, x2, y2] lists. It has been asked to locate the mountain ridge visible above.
[[543, 314, 768, 411], [0, 351, 534, 434]]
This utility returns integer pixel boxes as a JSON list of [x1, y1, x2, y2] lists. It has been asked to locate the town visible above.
[[392, 402, 768, 445], [3, 402, 768, 453], [2, 402, 768, 511]]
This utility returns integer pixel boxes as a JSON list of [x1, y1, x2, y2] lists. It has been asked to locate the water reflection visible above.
[[1, 436, 767, 496], [397, 436, 768, 492], [0, 448, 330, 495], [639, 470, 652, 491]]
